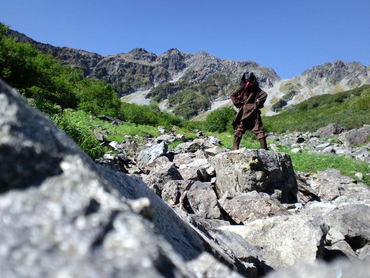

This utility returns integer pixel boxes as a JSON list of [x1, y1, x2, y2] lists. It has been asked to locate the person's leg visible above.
[[258, 135, 269, 150], [252, 115, 269, 150], [233, 124, 245, 150]]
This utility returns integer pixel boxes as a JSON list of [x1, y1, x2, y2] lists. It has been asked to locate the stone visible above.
[[187, 253, 245, 278], [357, 245, 370, 260], [315, 143, 331, 151], [175, 141, 202, 153], [212, 149, 298, 203], [312, 123, 345, 137], [310, 169, 370, 202], [204, 146, 228, 156], [97, 115, 123, 125], [355, 172, 364, 180], [266, 258, 370, 278], [142, 159, 183, 195], [291, 147, 301, 153], [186, 182, 221, 219], [178, 158, 211, 181], [161, 180, 193, 207], [136, 141, 168, 172], [295, 173, 320, 204], [156, 134, 177, 143], [218, 214, 323, 269], [219, 191, 289, 224], [340, 125, 370, 146]]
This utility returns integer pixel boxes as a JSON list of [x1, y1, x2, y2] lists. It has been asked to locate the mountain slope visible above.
[[7, 27, 370, 118], [265, 60, 370, 115]]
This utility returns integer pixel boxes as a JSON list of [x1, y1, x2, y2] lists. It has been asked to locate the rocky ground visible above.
[[269, 123, 370, 165], [1, 79, 370, 278]]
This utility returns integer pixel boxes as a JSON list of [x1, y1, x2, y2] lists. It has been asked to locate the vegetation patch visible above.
[[264, 85, 370, 133]]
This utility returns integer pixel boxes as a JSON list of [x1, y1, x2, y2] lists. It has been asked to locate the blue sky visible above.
[[2, 0, 370, 78]]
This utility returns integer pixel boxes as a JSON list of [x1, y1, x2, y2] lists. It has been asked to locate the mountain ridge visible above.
[[6, 27, 370, 118]]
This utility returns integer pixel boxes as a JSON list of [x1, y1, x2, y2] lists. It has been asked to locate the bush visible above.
[[52, 110, 106, 158], [204, 107, 236, 132]]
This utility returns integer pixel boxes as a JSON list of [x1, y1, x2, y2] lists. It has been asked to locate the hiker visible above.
[[230, 72, 269, 150]]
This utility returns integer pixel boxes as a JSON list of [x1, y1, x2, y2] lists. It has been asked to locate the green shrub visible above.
[[204, 107, 236, 132], [52, 110, 106, 158]]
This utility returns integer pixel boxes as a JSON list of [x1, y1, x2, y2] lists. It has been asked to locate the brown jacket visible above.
[[231, 84, 267, 129]]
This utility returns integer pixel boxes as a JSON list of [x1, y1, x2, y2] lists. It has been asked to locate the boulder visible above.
[[310, 169, 370, 203], [212, 149, 298, 203], [187, 253, 245, 278], [266, 258, 370, 278], [340, 125, 370, 146], [218, 215, 324, 269], [136, 141, 168, 173], [312, 123, 345, 137], [142, 158, 183, 195], [161, 180, 193, 207], [219, 191, 289, 224], [186, 182, 221, 219], [295, 172, 320, 204], [175, 141, 202, 153], [174, 151, 214, 181]]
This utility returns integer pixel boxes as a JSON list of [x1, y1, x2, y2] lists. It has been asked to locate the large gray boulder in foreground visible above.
[[0, 80, 248, 278], [211, 149, 298, 203]]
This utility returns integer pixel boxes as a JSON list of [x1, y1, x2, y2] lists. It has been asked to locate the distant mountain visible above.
[[265, 60, 370, 115], [7, 28, 370, 118]]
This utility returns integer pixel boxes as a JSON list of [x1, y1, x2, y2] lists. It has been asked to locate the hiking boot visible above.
[[259, 137, 269, 150]]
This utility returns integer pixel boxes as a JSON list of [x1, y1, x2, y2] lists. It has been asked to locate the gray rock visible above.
[[161, 180, 193, 207], [187, 253, 245, 278], [176, 141, 202, 153], [212, 149, 298, 203], [204, 146, 228, 156], [266, 258, 370, 278], [186, 182, 221, 219], [310, 169, 370, 202], [136, 142, 168, 173], [142, 158, 183, 195], [357, 244, 370, 260], [315, 143, 332, 151], [218, 214, 324, 269], [296, 173, 320, 204], [219, 191, 289, 224], [156, 134, 177, 143], [313, 123, 345, 137], [340, 125, 370, 146], [209, 229, 263, 265]]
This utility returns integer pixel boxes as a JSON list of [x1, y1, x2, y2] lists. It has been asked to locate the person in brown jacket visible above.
[[230, 72, 268, 150]]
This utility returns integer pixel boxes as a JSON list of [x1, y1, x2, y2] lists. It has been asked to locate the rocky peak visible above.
[[302, 60, 369, 86], [125, 48, 158, 63], [158, 48, 187, 72]]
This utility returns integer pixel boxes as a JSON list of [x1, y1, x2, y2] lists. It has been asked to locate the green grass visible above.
[[276, 145, 370, 185], [264, 85, 370, 134]]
